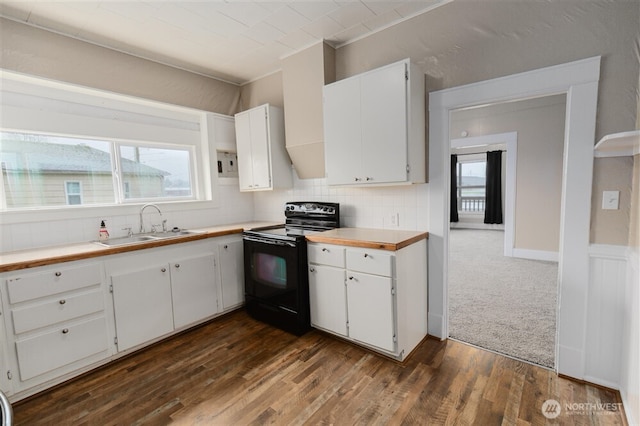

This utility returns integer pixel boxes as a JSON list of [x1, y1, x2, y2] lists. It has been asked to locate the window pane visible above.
[[457, 161, 486, 213], [119, 145, 192, 199], [1, 131, 115, 209]]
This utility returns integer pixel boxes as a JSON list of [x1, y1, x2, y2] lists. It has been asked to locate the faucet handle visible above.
[[162, 219, 168, 232]]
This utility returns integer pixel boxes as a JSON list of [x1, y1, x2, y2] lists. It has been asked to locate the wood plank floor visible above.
[[12, 310, 626, 425]]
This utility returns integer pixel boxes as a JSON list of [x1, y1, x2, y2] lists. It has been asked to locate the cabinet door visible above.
[[248, 106, 271, 189], [360, 61, 408, 184], [219, 239, 244, 310], [15, 317, 109, 381], [171, 254, 218, 329], [346, 272, 395, 352], [111, 265, 174, 352], [234, 111, 255, 190], [309, 264, 347, 336], [324, 77, 363, 185]]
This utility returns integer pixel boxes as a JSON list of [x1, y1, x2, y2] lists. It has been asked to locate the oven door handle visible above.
[[243, 235, 298, 248]]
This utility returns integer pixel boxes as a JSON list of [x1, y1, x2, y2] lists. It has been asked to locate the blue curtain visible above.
[[484, 151, 503, 224]]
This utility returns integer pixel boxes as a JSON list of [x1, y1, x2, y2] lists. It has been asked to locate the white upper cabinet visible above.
[[235, 104, 292, 192], [323, 59, 425, 186]]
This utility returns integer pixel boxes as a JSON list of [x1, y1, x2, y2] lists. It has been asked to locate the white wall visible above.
[[253, 172, 429, 232], [0, 184, 254, 252]]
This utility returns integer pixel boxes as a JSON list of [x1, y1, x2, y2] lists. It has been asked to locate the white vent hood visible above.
[[282, 41, 336, 179]]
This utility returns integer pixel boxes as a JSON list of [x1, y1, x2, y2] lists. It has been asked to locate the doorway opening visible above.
[[428, 56, 600, 378], [447, 101, 564, 368]]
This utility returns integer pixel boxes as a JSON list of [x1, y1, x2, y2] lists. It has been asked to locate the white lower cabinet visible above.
[[309, 264, 347, 336], [1, 260, 112, 396], [106, 241, 219, 352], [170, 253, 218, 329], [111, 264, 175, 352], [217, 237, 244, 310], [1, 234, 245, 402], [346, 272, 395, 352], [308, 240, 427, 361]]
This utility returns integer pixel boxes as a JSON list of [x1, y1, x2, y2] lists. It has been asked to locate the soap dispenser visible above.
[[99, 220, 110, 241]]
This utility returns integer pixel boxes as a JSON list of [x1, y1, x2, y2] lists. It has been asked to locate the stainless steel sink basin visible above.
[[94, 230, 203, 247], [151, 230, 200, 239], [95, 235, 157, 247]]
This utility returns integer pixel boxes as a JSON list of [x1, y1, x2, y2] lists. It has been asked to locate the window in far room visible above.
[[457, 159, 486, 214]]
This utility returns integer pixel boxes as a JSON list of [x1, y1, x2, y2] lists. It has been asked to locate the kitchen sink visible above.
[[94, 230, 203, 247]]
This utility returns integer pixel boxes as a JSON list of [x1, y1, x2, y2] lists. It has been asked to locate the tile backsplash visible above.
[[254, 174, 429, 231], [0, 176, 429, 253]]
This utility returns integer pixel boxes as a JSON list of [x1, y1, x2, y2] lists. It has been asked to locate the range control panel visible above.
[[285, 202, 339, 217]]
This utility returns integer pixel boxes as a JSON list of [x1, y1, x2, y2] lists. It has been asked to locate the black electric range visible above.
[[242, 202, 340, 335]]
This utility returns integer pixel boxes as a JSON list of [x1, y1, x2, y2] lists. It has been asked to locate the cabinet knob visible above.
[[61, 328, 69, 334], [54, 272, 62, 277], [322, 248, 328, 252], [175, 263, 180, 268], [348, 276, 355, 280], [364, 253, 370, 258], [310, 267, 315, 273], [366, 177, 372, 181], [224, 245, 228, 249], [59, 299, 66, 305], [354, 177, 361, 182], [161, 268, 167, 273]]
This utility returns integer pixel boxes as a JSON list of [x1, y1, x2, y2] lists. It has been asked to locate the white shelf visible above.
[[594, 130, 640, 157]]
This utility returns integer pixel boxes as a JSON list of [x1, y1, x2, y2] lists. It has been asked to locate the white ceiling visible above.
[[0, 1, 449, 85]]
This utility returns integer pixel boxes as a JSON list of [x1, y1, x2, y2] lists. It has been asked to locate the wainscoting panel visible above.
[[584, 244, 628, 388], [620, 248, 639, 426]]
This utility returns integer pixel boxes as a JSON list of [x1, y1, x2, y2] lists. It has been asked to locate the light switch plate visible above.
[[602, 190, 620, 210]]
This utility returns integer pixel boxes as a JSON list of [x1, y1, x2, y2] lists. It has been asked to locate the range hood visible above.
[[282, 41, 335, 179]]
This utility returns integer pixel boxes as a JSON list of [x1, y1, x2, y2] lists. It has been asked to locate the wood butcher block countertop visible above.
[[0, 222, 279, 273], [306, 228, 428, 251]]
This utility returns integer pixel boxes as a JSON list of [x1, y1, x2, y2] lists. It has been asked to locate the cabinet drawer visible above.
[[15, 316, 109, 381], [12, 290, 105, 334], [7, 263, 102, 304], [346, 249, 394, 277], [308, 244, 345, 268]]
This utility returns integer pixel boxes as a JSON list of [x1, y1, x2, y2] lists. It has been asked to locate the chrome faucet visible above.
[[139, 203, 163, 233]]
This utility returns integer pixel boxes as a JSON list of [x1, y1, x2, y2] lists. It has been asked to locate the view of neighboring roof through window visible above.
[[0, 131, 195, 210]]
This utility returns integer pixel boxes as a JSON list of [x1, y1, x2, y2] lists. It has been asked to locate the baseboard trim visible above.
[[511, 248, 559, 262]]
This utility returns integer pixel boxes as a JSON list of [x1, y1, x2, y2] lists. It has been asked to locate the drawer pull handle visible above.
[[364, 253, 369, 258], [175, 263, 180, 268], [55, 272, 62, 277], [322, 248, 328, 252], [348, 276, 355, 280], [161, 268, 167, 273], [59, 299, 66, 305], [62, 328, 69, 334]]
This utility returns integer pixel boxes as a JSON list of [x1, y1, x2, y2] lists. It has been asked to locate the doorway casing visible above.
[[451, 132, 517, 257], [428, 56, 600, 379]]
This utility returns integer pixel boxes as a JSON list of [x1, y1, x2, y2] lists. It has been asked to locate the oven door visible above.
[[243, 235, 301, 313]]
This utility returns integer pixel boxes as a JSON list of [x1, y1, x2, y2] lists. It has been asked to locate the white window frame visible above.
[[0, 70, 222, 224], [64, 180, 83, 205]]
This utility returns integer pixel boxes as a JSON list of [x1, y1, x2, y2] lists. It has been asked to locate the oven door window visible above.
[[244, 238, 300, 312], [253, 252, 287, 288]]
